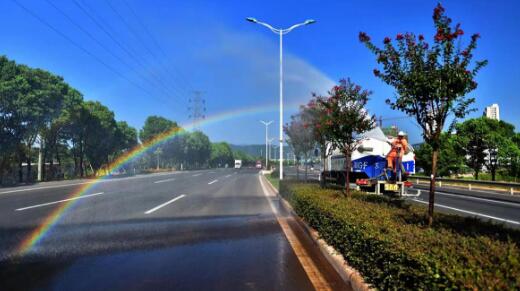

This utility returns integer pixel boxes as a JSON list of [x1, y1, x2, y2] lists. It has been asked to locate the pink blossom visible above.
[[358, 32, 370, 42]]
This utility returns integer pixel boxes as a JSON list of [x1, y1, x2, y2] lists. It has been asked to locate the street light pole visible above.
[[246, 17, 316, 180], [260, 120, 273, 169]]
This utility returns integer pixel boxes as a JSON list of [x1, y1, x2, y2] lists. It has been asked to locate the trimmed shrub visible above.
[[280, 181, 520, 290]]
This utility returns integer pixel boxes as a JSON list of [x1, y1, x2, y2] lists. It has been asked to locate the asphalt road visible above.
[[283, 166, 520, 228], [0, 168, 348, 291], [407, 185, 520, 227]]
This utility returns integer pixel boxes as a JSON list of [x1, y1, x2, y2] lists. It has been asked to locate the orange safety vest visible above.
[[389, 138, 408, 157]]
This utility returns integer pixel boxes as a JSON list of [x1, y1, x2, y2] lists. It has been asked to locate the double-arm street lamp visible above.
[[246, 17, 316, 180]]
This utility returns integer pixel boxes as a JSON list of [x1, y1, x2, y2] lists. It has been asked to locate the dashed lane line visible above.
[[16, 192, 105, 211], [144, 194, 186, 214]]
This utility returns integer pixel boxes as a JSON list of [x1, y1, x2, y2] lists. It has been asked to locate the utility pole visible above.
[[188, 91, 206, 131], [260, 120, 273, 169], [246, 17, 315, 180]]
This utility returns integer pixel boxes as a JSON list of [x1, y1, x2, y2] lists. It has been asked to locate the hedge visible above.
[[280, 181, 520, 290]]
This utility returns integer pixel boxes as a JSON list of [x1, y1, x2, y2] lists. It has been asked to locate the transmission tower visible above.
[[188, 91, 206, 130]]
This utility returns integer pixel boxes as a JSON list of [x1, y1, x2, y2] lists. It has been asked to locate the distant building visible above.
[[484, 104, 500, 121]]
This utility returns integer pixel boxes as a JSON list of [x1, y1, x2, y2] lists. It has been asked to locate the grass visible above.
[[266, 174, 279, 190]]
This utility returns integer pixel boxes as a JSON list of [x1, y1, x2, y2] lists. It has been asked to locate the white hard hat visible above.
[[398, 131, 406, 136]]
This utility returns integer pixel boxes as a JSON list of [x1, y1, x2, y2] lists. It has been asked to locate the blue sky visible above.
[[1, 0, 519, 144]]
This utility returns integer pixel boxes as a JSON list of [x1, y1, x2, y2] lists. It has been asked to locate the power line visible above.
[[188, 91, 206, 130], [72, 0, 183, 102], [44, 0, 177, 104], [11, 0, 158, 101], [103, 0, 191, 98], [121, 0, 195, 93]]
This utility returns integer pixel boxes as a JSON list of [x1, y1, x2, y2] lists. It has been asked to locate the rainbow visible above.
[[16, 102, 300, 255]]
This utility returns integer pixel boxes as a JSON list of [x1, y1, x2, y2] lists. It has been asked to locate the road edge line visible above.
[[258, 175, 333, 290], [260, 175, 373, 291]]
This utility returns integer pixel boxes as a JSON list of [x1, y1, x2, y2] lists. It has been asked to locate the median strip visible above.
[[208, 179, 218, 185], [15, 192, 104, 211], [144, 194, 186, 214]]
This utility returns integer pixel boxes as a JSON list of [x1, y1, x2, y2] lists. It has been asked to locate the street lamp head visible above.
[[304, 19, 316, 25], [246, 17, 258, 23]]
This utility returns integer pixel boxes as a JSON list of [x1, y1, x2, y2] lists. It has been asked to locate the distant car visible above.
[[234, 160, 242, 169], [255, 161, 262, 169]]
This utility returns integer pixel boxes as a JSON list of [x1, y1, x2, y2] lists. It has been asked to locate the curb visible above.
[[261, 175, 373, 291]]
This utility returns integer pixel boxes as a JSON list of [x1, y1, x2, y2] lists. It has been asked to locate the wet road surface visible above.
[[0, 168, 349, 290]]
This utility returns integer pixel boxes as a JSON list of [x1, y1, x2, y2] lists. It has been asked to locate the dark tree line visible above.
[[1, 55, 138, 183], [415, 117, 520, 181], [1, 55, 243, 185]]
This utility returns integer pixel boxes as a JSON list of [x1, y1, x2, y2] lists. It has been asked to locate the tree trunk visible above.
[[475, 170, 479, 180], [27, 158, 32, 182], [428, 149, 439, 226], [491, 167, 496, 181], [79, 141, 84, 177], [320, 147, 326, 188], [304, 155, 308, 182], [344, 151, 351, 197], [56, 150, 61, 180], [18, 159, 23, 183], [296, 162, 299, 181]]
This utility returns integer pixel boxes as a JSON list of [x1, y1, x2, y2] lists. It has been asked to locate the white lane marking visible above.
[[208, 179, 218, 185], [154, 178, 176, 184], [2, 181, 96, 194], [192, 173, 202, 177], [0, 172, 178, 195], [144, 194, 186, 214], [412, 199, 520, 225], [15, 192, 104, 211], [434, 191, 520, 207], [224, 174, 232, 178]]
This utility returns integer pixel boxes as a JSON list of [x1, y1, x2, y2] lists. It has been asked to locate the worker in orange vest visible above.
[[386, 131, 408, 171]]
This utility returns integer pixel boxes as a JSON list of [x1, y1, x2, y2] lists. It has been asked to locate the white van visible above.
[[234, 160, 242, 169]]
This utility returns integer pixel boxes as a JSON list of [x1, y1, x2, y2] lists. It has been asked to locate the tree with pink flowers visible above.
[[317, 79, 375, 197], [359, 3, 487, 225]]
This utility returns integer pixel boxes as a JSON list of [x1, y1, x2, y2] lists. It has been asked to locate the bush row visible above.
[[279, 181, 520, 290]]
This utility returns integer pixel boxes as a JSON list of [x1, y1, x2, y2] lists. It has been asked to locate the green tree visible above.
[[139, 116, 177, 142], [115, 121, 138, 153], [184, 131, 211, 169], [285, 113, 316, 181], [233, 150, 255, 165], [318, 79, 375, 196], [83, 101, 118, 174], [360, 3, 487, 224], [415, 133, 465, 177], [301, 97, 330, 186], [210, 142, 234, 168], [455, 117, 517, 181], [139, 116, 178, 169]]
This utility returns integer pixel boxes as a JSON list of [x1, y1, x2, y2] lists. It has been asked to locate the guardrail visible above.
[[411, 176, 520, 195]]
